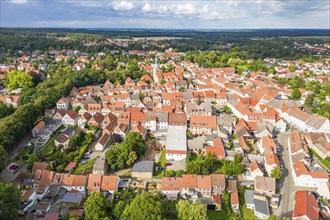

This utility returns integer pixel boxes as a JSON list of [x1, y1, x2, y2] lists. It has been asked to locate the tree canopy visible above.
[[105, 132, 146, 170], [0, 182, 21, 220], [271, 166, 282, 180], [290, 89, 302, 100], [128, 193, 163, 220], [84, 192, 110, 220], [7, 70, 34, 90], [176, 200, 207, 220]]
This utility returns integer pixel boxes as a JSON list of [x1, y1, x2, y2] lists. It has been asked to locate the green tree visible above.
[[160, 79, 166, 85], [271, 166, 282, 180], [84, 192, 109, 220], [113, 200, 128, 219], [223, 105, 232, 114], [268, 214, 277, 220], [124, 132, 146, 157], [0, 102, 15, 119], [176, 169, 184, 177], [166, 170, 175, 177], [128, 193, 163, 220], [7, 70, 34, 90], [0, 145, 8, 171], [0, 182, 21, 220], [290, 89, 302, 100], [304, 94, 314, 107], [176, 200, 207, 220]]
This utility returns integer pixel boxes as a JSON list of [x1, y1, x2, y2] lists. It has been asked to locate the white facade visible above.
[[62, 115, 78, 127]]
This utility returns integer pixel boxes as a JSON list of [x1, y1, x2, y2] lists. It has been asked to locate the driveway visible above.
[[1, 164, 28, 183]]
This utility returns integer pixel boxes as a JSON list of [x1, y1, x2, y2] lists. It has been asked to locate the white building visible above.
[[292, 161, 328, 188], [166, 128, 187, 161]]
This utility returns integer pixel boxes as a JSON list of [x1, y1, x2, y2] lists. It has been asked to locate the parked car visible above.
[[9, 164, 19, 170], [85, 150, 92, 155], [82, 155, 89, 159], [78, 161, 87, 166]]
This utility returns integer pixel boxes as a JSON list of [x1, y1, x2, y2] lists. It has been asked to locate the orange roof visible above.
[[264, 152, 279, 166], [34, 121, 45, 130], [190, 115, 217, 129], [205, 138, 225, 159], [231, 191, 239, 205], [182, 174, 197, 189], [293, 161, 310, 177], [250, 161, 261, 172], [197, 175, 212, 189], [162, 177, 183, 191], [87, 173, 102, 193], [293, 191, 319, 219], [101, 175, 119, 191], [310, 172, 328, 179]]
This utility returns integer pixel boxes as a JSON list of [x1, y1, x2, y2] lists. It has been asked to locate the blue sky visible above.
[[1, 0, 329, 29]]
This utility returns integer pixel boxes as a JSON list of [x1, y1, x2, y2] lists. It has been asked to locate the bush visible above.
[[176, 170, 184, 177]]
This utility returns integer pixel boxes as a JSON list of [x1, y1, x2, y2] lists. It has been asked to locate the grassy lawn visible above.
[[242, 205, 256, 220], [207, 210, 227, 220], [41, 139, 56, 157], [72, 158, 96, 175]]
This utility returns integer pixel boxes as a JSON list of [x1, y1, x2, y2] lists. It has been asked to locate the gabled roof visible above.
[[293, 191, 319, 219]]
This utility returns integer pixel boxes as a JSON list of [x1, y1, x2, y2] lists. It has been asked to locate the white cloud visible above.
[[9, 0, 28, 4], [112, 1, 134, 11]]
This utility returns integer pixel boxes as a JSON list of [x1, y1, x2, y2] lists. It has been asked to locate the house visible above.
[[254, 194, 270, 219], [60, 191, 84, 207], [101, 175, 119, 194], [93, 157, 108, 175], [185, 102, 212, 119], [33, 170, 56, 193], [249, 161, 264, 180], [244, 190, 255, 210], [87, 173, 102, 194], [32, 162, 49, 173], [64, 162, 77, 173], [130, 122, 146, 138], [181, 174, 198, 195], [56, 97, 71, 110], [189, 115, 217, 135], [292, 160, 328, 187], [168, 113, 187, 129], [32, 121, 46, 137], [210, 174, 226, 195], [257, 135, 277, 155], [166, 128, 187, 163], [231, 191, 240, 213], [112, 123, 129, 140], [62, 110, 79, 127], [95, 133, 111, 151], [212, 194, 222, 210], [54, 133, 70, 148], [264, 152, 280, 176], [61, 174, 87, 192], [132, 161, 154, 179], [286, 108, 330, 133], [304, 132, 330, 159], [293, 191, 319, 220], [196, 175, 212, 197], [205, 138, 226, 159], [145, 112, 168, 131], [161, 177, 183, 199], [254, 176, 276, 197]]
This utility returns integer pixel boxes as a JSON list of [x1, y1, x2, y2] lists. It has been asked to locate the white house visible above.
[[145, 112, 168, 131], [292, 161, 328, 188], [317, 182, 330, 200], [62, 110, 79, 127], [56, 97, 71, 110], [95, 133, 111, 151]]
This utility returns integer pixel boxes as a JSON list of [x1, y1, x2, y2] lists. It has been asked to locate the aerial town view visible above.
[[0, 0, 329, 220]]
